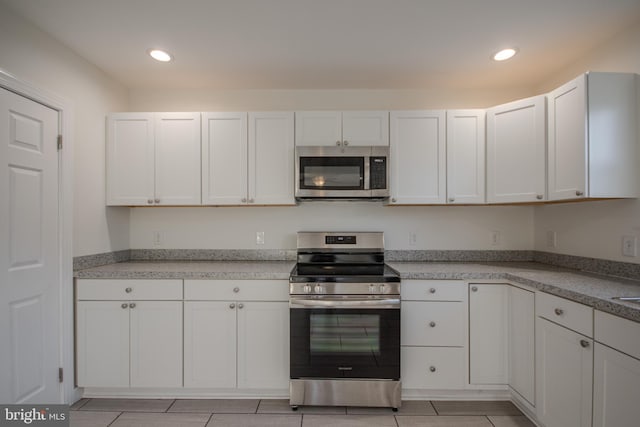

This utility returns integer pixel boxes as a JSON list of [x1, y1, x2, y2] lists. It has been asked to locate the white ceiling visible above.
[[3, 0, 640, 90]]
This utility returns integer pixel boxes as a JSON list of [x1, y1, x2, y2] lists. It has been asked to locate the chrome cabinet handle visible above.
[[536, 194, 543, 200], [576, 190, 584, 196], [429, 321, 436, 328], [125, 287, 132, 293], [471, 286, 478, 292], [448, 198, 455, 203], [154, 198, 160, 204], [121, 303, 128, 309], [229, 303, 236, 309], [336, 141, 341, 146], [554, 308, 564, 316], [241, 198, 247, 203], [343, 140, 349, 146], [147, 199, 154, 205], [233, 287, 240, 293], [580, 340, 590, 348], [238, 303, 244, 309], [129, 303, 136, 309], [429, 288, 436, 294], [429, 366, 436, 372], [391, 198, 397, 203]]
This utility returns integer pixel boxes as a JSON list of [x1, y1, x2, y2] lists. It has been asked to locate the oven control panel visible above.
[[290, 282, 400, 295]]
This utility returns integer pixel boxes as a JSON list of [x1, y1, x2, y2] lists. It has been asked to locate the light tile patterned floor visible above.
[[70, 399, 536, 427]]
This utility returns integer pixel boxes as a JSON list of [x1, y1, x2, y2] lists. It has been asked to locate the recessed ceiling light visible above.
[[492, 48, 518, 61], [148, 49, 173, 62]]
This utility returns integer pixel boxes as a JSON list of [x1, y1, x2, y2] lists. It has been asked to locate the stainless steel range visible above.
[[289, 231, 401, 410]]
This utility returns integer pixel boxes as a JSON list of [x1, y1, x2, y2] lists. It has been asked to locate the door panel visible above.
[[0, 88, 60, 403]]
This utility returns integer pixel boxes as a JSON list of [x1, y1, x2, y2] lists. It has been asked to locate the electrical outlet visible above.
[[152, 231, 163, 246], [408, 232, 417, 246], [622, 235, 637, 257], [491, 231, 501, 246], [546, 230, 557, 248], [256, 231, 265, 245]]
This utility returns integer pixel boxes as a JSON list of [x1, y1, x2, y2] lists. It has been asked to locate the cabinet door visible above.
[[401, 301, 466, 347], [154, 112, 202, 205], [249, 112, 295, 205], [295, 111, 342, 146], [389, 111, 446, 204], [129, 301, 183, 387], [536, 318, 593, 427], [106, 113, 155, 205], [593, 343, 640, 427], [202, 112, 248, 205], [184, 301, 237, 388], [469, 284, 508, 384], [547, 74, 587, 201], [402, 347, 466, 390], [508, 286, 535, 405], [237, 301, 289, 390], [76, 301, 129, 387], [446, 110, 485, 204], [341, 111, 389, 146], [486, 96, 546, 203]]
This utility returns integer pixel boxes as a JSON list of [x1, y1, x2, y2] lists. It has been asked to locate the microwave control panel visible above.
[[369, 157, 387, 190]]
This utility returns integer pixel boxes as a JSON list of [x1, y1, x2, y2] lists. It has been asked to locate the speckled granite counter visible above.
[[75, 260, 640, 323], [74, 261, 295, 280], [390, 262, 640, 323]]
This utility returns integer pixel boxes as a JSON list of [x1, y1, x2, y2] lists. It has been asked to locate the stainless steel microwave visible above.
[[295, 146, 390, 199]]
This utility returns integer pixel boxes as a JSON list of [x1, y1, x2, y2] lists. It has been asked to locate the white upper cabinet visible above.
[[547, 72, 638, 201], [486, 96, 546, 203], [295, 111, 389, 146], [446, 110, 486, 204], [202, 112, 248, 205], [389, 110, 446, 204], [249, 112, 295, 205], [202, 112, 295, 205], [107, 112, 201, 206]]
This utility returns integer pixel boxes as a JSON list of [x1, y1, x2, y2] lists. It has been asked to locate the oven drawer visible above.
[[401, 301, 466, 346], [401, 280, 466, 301], [184, 280, 288, 301], [401, 347, 466, 389]]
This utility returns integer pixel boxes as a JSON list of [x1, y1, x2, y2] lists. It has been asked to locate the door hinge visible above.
[[57, 135, 63, 151], [58, 367, 63, 383]]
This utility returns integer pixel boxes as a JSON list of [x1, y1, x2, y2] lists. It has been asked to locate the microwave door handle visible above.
[[364, 157, 371, 190]]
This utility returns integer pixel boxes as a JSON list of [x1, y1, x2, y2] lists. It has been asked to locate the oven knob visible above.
[[314, 284, 323, 294], [303, 284, 312, 294], [379, 284, 386, 294], [369, 284, 376, 294]]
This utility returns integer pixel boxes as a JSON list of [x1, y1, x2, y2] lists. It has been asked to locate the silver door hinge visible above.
[[57, 135, 63, 151], [58, 367, 63, 383]]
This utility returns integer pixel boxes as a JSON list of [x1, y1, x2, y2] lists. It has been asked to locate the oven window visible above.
[[310, 313, 380, 355], [299, 157, 364, 190]]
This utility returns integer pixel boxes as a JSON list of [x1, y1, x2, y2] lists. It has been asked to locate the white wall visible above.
[[130, 203, 533, 250], [0, 5, 130, 257], [533, 19, 640, 263]]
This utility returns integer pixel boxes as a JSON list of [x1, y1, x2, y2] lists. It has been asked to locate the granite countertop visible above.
[[390, 261, 640, 323], [75, 260, 640, 323]]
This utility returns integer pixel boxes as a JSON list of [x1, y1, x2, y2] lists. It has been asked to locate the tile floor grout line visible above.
[[164, 398, 177, 413], [105, 411, 123, 427], [486, 415, 498, 427]]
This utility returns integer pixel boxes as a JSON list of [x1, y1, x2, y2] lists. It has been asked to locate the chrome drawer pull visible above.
[[429, 288, 436, 294], [429, 321, 436, 328], [580, 340, 590, 348], [554, 308, 564, 316], [429, 366, 436, 373]]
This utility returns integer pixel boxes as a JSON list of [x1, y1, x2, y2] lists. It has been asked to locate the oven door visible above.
[[290, 296, 400, 380]]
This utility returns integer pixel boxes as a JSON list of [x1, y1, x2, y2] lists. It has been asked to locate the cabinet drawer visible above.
[[401, 301, 465, 346], [184, 280, 289, 301], [595, 310, 640, 360], [401, 347, 466, 389], [76, 279, 183, 300], [401, 280, 466, 301], [536, 292, 593, 337]]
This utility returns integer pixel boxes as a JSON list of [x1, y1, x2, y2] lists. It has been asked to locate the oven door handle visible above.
[[289, 297, 400, 309]]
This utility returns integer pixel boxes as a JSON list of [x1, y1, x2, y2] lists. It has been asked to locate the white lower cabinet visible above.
[[593, 343, 640, 427], [401, 280, 467, 391], [535, 293, 594, 427], [76, 279, 184, 388], [183, 280, 289, 391], [508, 286, 535, 405]]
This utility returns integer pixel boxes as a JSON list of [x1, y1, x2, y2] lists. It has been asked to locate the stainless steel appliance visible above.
[[289, 232, 401, 410], [295, 146, 389, 199]]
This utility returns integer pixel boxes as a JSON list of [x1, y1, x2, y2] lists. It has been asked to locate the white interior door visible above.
[[0, 88, 61, 403]]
